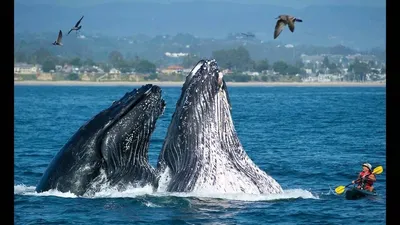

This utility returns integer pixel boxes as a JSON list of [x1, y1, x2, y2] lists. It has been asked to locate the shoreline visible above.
[[14, 80, 386, 87]]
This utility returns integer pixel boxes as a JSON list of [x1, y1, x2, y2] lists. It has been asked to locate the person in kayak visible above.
[[351, 163, 376, 192]]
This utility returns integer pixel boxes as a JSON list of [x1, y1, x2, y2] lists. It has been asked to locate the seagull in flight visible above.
[[68, 15, 84, 36], [274, 15, 303, 39], [52, 30, 63, 46], [241, 32, 256, 38]]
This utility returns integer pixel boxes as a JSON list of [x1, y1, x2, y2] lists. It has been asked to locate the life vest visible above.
[[358, 170, 375, 189]]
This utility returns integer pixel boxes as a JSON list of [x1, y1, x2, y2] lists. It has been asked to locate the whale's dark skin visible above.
[[35, 84, 166, 196]]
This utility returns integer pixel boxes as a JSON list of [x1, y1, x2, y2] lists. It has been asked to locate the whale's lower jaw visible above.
[[158, 94, 283, 195], [192, 157, 283, 195], [162, 158, 283, 195]]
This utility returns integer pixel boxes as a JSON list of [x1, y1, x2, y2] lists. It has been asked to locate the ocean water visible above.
[[14, 85, 386, 225]]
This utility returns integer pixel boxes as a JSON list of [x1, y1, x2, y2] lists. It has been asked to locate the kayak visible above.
[[345, 187, 377, 200]]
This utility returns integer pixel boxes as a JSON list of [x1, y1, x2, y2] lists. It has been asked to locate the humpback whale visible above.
[[156, 59, 284, 194], [36, 84, 165, 196]]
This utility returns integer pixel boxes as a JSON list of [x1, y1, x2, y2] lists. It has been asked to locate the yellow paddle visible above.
[[335, 166, 383, 195]]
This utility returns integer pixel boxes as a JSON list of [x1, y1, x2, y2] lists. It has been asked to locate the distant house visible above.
[[221, 69, 233, 74], [109, 68, 121, 75], [14, 63, 40, 75], [108, 68, 121, 80], [302, 74, 341, 82], [161, 65, 184, 74], [242, 71, 260, 76], [55, 65, 63, 72], [304, 69, 313, 74], [300, 54, 324, 64], [302, 76, 318, 82], [79, 66, 104, 76], [164, 52, 189, 58], [92, 65, 104, 74], [317, 74, 334, 82], [62, 64, 73, 73]]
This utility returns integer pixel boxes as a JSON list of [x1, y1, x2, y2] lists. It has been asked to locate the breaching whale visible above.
[[156, 59, 283, 194], [35, 84, 166, 196]]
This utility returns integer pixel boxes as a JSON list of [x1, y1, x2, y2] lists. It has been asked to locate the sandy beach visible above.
[[14, 80, 386, 87]]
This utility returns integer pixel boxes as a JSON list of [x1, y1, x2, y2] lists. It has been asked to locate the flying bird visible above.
[[274, 15, 303, 39], [241, 32, 255, 38], [68, 15, 84, 35], [52, 30, 63, 46]]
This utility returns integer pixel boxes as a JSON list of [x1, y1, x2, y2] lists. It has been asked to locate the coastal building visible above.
[[108, 68, 121, 80], [302, 76, 318, 82], [221, 69, 233, 74], [55, 65, 63, 72], [14, 63, 41, 75], [304, 69, 313, 74], [302, 74, 342, 82], [109, 68, 121, 75], [161, 65, 184, 74], [62, 64, 73, 73], [242, 71, 260, 76]]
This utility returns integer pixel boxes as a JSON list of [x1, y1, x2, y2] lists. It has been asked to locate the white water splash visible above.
[[14, 184, 318, 201], [89, 184, 155, 198], [14, 184, 77, 198], [155, 167, 172, 193], [154, 188, 318, 201], [143, 201, 161, 208]]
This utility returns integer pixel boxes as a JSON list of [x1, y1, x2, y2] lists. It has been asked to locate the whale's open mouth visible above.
[[177, 59, 231, 110], [185, 59, 220, 86], [106, 84, 165, 126], [98, 84, 165, 184]]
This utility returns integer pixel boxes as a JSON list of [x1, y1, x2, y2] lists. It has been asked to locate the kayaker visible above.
[[351, 163, 376, 192]]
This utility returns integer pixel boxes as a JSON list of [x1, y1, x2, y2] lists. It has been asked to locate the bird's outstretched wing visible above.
[[67, 29, 73, 35], [274, 20, 286, 39], [75, 15, 84, 27], [57, 30, 63, 43], [242, 32, 255, 37], [287, 18, 295, 32]]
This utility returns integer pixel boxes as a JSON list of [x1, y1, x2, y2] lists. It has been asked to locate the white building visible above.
[[14, 63, 40, 74], [109, 68, 121, 75]]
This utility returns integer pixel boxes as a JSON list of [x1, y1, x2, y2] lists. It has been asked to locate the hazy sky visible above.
[[16, 0, 386, 9]]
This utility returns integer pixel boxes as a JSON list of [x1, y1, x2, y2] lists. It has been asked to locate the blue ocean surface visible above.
[[14, 85, 386, 225]]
